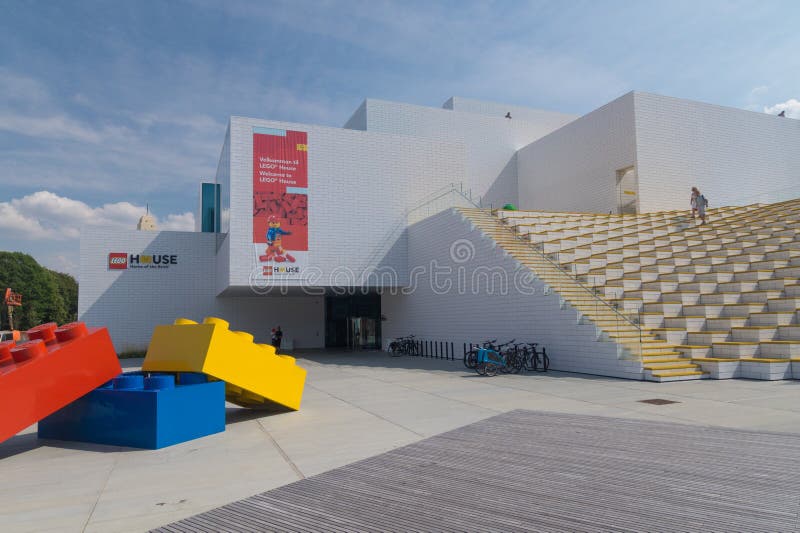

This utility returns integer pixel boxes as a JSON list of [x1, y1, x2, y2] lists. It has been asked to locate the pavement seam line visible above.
[[309, 360, 697, 427], [302, 358, 504, 413], [81, 455, 117, 533], [256, 419, 306, 480], [307, 383, 427, 438]]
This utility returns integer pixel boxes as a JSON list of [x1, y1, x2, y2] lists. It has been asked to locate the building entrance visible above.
[[324, 293, 381, 349], [616, 166, 638, 214]]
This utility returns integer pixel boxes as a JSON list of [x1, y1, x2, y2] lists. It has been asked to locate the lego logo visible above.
[[108, 253, 128, 270]]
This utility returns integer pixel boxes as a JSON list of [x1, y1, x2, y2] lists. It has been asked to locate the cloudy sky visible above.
[[1, 0, 799, 276]]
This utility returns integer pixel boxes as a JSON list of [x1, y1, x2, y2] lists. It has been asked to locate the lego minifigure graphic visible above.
[[259, 215, 295, 263]]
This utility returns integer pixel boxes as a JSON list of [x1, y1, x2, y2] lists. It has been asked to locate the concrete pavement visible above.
[[1, 351, 799, 532]]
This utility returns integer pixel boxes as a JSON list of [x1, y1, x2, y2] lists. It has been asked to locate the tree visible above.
[[51, 271, 79, 322], [0, 252, 78, 331]]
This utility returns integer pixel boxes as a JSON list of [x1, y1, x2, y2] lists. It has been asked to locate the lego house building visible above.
[[79, 91, 800, 379]]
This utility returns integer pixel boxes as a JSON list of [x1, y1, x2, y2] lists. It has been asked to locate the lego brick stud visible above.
[[54, 322, 90, 342], [27, 323, 58, 345], [10, 339, 47, 363]]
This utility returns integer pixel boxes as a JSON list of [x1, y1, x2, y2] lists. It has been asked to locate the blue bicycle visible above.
[[475, 339, 515, 376]]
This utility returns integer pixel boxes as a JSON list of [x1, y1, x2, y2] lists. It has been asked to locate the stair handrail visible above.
[[462, 206, 642, 342], [492, 210, 642, 330], [358, 182, 478, 281]]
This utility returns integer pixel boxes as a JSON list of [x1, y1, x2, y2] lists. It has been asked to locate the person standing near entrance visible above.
[[273, 325, 283, 350]]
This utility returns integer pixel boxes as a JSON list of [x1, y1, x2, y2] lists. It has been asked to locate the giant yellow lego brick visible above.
[[142, 317, 306, 411]]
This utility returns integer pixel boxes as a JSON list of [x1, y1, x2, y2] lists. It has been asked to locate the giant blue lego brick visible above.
[[38, 371, 225, 449]]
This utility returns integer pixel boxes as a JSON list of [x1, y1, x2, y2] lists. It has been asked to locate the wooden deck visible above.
[[155, 410, 800, 532]]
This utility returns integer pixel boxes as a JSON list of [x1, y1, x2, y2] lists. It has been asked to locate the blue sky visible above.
[[1, 0, 799, 275]]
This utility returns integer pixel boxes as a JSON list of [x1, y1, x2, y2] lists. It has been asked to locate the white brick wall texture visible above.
[[78, 229, 323, 351], [225, 116, 466, 289], [382, 209, 644, 379], [517, 91, 800, 214], [633, 92, 800, 212], [517, 92, 636, 213], [361, 99, 576, 208], [444, 96, 575, 125]]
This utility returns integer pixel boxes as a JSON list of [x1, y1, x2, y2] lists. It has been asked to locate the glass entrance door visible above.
[[325, 294, 381, 349], [347, 317, 378, 350]]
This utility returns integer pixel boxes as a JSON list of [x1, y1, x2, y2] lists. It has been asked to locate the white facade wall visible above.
[[517, 91, 800, 214], [225, 116, 466, 290], [382, 209, 643, 379], [634, 92, 800, 211], [517, 93, 636, 213], [78, 229, 324, 351], [444, 96, 574, 124], [357, 99, 576, 209]]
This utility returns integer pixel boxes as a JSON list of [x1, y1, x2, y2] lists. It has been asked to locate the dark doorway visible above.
[[325, 293, 381, 349]]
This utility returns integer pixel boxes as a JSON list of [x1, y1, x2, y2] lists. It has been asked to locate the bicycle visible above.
[[475, 339, 515, 376], [464, 339, 497, 369], [389, 335, 418, 357], [505, 342, 550, 374]]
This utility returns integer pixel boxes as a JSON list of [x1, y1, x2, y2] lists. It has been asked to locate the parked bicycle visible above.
[[389, 335, 418, 357], [475, 339, 516, 376], [464, 339, 497, 368], [509, 342, 549, 373], [465, 340, 550, 374]]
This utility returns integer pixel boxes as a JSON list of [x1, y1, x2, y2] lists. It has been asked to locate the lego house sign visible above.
[[108, 252, 178, 270]]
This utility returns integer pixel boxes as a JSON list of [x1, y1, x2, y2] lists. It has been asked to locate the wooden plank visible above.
[[153, 410, 800, 532]]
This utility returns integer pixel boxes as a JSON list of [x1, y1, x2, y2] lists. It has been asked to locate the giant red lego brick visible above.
[[0, 321, 122, 444]]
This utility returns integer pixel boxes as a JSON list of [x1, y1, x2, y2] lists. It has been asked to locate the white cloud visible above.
[[0, 191, 195, 240], [160, 212, 195, 231], [764, 99, 800, 119], [0, 113, 103, 143]]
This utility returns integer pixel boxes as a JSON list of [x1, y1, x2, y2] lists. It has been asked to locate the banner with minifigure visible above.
[[252, 127, 308, 279]]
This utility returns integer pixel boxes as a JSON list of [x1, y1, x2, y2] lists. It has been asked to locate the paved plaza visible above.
[[2, 352, 800, 532]]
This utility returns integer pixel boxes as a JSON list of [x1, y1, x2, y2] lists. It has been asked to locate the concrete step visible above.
[[651, 329, 688, 344], [643, 302, 683, 316], [740, 358, 793, 380], [759, 341, 800, 358], [718, 281, 759, 292], [734, 270, 775, 281], [641, 280, 679, 291], [645, 369, 709, 382], [721, 303, 768, 317], [683, 304, 724, 318], [731, 326, 778, 342], [748, 311, 797, 326], [784, 284, 800, 297], [664, 316, 707, 331], [712, 342, 760, 358], [688, 331, 730, 345], [699, 293, 741, 305], [694, 272, 735, 283], [777, 325, 800, 340], [767, 298, 800, 312], [676, 345, 712, 358], [706, 317, 748, 329], [740, 290, 784, 303]]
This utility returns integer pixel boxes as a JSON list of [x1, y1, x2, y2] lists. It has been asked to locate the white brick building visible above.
[[79, 92, 798, 377]]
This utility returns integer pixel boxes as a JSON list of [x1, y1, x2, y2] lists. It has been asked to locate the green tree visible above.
[[0, 252, 77, 331], [51, 271, 79, 322]]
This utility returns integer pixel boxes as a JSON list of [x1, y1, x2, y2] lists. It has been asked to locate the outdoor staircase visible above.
[[459, 197, 800, 382]]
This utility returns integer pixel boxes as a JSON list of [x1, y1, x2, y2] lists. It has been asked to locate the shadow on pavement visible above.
[[294, 349, 604, 381], [0, 431, 140, 460]]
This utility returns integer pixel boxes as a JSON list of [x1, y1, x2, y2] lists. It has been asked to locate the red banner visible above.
[[252, 129, 308, 252]]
